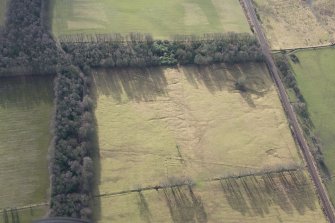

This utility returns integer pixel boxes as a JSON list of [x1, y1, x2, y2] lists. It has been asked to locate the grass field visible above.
[[289, 47, 335, 204], [91, 63, 327, 222], [95, 170, 326, 223], [50, 0, 250, 38], [0, 206, 47, 223], [0, 75, 54, 221], [0, 0, 7, 26], [253, 0, 334, 49]]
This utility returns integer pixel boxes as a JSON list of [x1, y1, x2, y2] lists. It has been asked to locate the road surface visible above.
[[241, 0, 335, 222]]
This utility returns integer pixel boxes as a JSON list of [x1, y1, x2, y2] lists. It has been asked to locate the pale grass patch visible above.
[[183, 3, 209, 26], [254, 0, 332, 49], [94, 64, 301, 195]]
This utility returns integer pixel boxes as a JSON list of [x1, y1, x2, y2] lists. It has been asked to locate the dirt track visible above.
[[241, 0, 335, 222]]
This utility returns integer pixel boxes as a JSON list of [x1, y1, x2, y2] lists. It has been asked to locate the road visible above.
[[241, 0, 335, 222]]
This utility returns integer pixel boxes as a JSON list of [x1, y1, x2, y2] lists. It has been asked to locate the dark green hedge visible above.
[[61, 33, 263, 68], [50, 66, 95, 220]]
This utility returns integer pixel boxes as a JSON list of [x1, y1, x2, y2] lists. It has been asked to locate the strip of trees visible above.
[[50, 65, 95, 220], [61, 32, 264, 68], [0, 0, 65, 75], [275, 54, 329, 177]]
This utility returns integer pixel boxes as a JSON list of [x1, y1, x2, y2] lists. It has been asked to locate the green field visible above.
[[289, 47, 335, 204], [92, 64, 327, 222], [0, 0, 7, 26], [50, 0, 250, 38], [0, 76, 54, 221]]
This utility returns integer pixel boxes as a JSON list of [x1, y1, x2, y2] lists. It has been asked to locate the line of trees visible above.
[[50, 65, 95, 220], [274, 54, 329, 177], [0, 0, 65, 75], [61, 32, 264, 68]]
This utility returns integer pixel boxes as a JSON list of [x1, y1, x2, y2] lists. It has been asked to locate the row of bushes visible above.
[[274, 54, 328, 176], [50, 65, 95, 219], [61, 32, 263, 68], [0, 0, 64, 75]]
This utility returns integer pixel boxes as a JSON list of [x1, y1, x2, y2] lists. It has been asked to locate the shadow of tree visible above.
[[162, 185, 207, 223], [92, 80, 102, 223], [182, 63, 271, 107], [220, 170, 317, 217], [94, 63, 271, 107], [0, 75, 55, 109], [94, 67, 168, 103], [137, 191, 152, 223]]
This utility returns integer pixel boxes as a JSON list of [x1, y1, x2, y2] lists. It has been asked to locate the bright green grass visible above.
[[289, 47, 335, 204], [0, 76, 54, 216], [50, 0, 250, 38], [0, 0, 7, 26]]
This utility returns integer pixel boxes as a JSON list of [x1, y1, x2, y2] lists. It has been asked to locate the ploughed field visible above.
[[50, 0, 250, 38], [289, 47, 335, 205], [92, 64, 327, 222], [0, 76, 54, 222], [253, 0, 335, 49]]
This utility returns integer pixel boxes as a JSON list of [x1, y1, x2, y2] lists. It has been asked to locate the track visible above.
[[241, 0, 335, 222]]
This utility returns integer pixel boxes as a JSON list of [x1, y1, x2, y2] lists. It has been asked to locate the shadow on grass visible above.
[[220, 170, 317, 217], [0, 75, 55, 109], [137, 191, 152, 223], [94, 63, 271, 107], [182, 63, 270, 107], [91, 75, 102, 222], [162, 185, 207, 223], [94, 67, 168, 103]]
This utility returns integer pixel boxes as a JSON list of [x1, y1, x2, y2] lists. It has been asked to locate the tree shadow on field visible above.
[[137, 191, 152, 223], [94, 67, 168, 103], [162, 185, 207, 223], [91, 79, 102, 222], [182, 64, 229, 94], [220, 170, 318, 217], [0, 75, 55, 109], [182, 63, 270, 108]]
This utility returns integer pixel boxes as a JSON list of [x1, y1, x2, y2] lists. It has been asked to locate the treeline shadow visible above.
[[162, 185, 207, 223], [221, 170, 317, 217], [182, 63, 271, 107], [135, 185, 207, 223], [94, 67, 168, 103], [137, 191, 153, 223], [0, 75, 55, 109]]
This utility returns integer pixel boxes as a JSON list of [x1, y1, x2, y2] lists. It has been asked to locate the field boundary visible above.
[[96, 166, 303, 198], [57, 32, 253, 43], [272, 43, 335, 54], [0, 202, 48, 214]]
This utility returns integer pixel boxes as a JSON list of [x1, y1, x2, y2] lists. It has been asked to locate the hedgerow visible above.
[[50, 65, 95, 219]]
